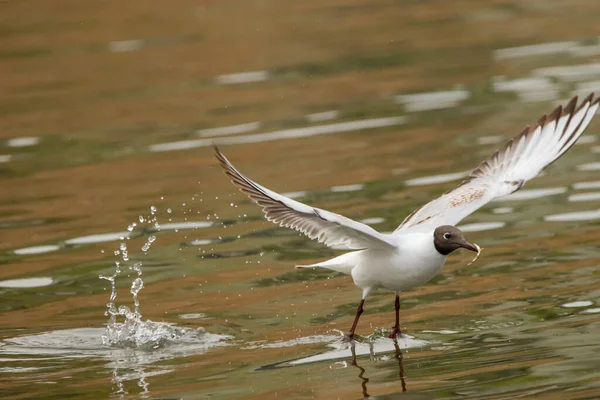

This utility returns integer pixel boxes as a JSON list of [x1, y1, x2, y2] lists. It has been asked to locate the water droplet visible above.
[[141, 235, 156, 252], [167, 208, 172, 214], [150, 205, 157, 215], [131, 277, 144, 296], [139, 216, 145, 223]]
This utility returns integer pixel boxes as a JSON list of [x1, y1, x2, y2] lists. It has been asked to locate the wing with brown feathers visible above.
[[395, 93, 599, 235], [214, 146, 395, 250]]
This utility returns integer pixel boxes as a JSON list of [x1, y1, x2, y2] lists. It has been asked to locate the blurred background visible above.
[[2, 1, 600, 399]]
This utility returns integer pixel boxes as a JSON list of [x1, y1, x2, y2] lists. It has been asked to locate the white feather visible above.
[[214, 147, 395, 250], [395, 94, 599, 235]]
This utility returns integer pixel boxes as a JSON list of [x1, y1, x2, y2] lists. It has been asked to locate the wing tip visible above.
[[469, 92, 597, 180], [537, 113, 547, 126], [213, 144, 243, 184], [575, 92, 594, 114], [212, 144, 259, 199], [548, 104, 562, 122], [536, 92, 596, 131], [212, 143, 227, 165], [562, 92, 597, 113], [399, 92, 598, 235], [564, 95, 578, 115]]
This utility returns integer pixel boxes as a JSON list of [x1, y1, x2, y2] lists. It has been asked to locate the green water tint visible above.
[[3, 0, 600, 398]]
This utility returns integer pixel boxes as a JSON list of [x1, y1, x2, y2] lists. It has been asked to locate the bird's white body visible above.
[[299, 233, 446, 295]]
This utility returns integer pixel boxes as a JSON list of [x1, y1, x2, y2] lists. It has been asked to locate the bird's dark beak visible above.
[[460, 240, 479, 253]]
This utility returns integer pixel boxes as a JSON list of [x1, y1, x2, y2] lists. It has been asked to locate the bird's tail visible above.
[[295, 251, 360, 275]]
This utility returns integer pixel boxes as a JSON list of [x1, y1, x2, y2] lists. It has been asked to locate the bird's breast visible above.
[[351, 246, 446, 292]]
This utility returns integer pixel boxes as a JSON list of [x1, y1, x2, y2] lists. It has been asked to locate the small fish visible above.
[[467, 244, 482, 266]]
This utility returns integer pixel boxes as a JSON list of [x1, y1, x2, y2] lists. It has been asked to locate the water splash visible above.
[[99, 206, 206, 349], [0, 326, 231, 399]]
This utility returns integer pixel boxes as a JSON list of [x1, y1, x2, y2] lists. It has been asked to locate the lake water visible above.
[[2, 1, 600, 399]]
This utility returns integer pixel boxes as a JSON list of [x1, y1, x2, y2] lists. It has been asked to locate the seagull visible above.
[[214, 93, 599, 340]]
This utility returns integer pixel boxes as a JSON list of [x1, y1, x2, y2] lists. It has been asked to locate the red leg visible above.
[[346, 299, 365, 340], [388, 293, 402, 339]]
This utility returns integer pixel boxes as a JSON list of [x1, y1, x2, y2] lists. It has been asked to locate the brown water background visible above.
[[2, 1, 600, 399]]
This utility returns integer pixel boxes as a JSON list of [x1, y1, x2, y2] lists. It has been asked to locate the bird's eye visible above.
[[443, 232, 451, 240]]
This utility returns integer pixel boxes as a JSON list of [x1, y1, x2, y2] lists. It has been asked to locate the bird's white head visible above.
[[433, 225, 479, 256]]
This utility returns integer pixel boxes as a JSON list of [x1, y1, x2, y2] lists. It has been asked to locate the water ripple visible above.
[[573, 180, 600, 190], [13, 245, 60, 255], [568, 192, 600, 202], [405, 171, 469, 186], [197, 122, 261, 138], [155, 221, 212, 231], [494, 41, 578, 59], [577, 162, 600, 171], [359, 217, 385, 225], [533, 62, 600, 82], [306, 110, 339, 123], [0, 328, 230, 358], [562, 301, 593, 308], [458, 222, 505, 232], [215, 71, 269, 85], [499, 187, 566, 201], [492, 207, 513, 214], [108, 39, 144, 53], [330, 183, 364, 193], [545, 209, 600, 222], [289, 337, 427, 366], [0, 277, 53, 288], [149, 117, 407, 153], [6, 137, 39, 147], [65, 231, 134, 245], [395, 88, 470, 112], [492, 76, 558, 102]]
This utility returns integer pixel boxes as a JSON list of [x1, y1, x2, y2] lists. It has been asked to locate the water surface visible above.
[[2, 1, 600, 399]]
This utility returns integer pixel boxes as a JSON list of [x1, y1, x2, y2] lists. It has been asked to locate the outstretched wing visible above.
[[395, 93, 599, 235], [214, 146, 395, 250]]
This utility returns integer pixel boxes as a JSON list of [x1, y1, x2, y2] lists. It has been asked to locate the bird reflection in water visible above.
[[256, 335, 432, 398], [350, 339, 407, 399]]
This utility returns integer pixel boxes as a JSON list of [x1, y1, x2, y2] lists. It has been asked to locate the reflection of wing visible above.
[[214, 146, 395, 250], [395, 94, 600, 235]]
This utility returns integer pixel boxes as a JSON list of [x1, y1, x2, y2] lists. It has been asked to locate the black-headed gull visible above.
[[214, 93, 599, 340]]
